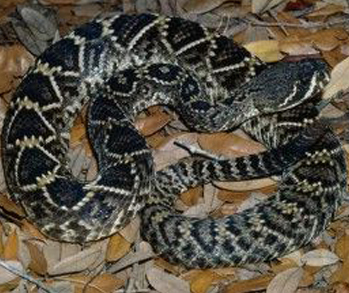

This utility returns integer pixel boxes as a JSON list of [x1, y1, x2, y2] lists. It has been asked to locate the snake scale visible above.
[[1, 13, 347, 268]]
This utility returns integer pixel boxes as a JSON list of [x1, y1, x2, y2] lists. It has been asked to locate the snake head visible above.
[[243, 59, 330, 114]]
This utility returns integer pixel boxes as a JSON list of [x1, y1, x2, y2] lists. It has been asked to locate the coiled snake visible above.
[[1, 13, 347, 268]]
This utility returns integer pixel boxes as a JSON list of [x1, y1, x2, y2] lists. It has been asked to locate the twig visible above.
[[269, 10, 289, 36], [108, 250, 155, 273], [0, 260, 53, 293]]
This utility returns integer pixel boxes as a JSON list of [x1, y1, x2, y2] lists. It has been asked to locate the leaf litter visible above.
[[0, 0, 349, 292]]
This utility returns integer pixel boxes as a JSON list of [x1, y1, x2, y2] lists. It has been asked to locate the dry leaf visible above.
[[0, 194, 25, 217], [21, 220, 46, 240], [324, 56, 349, 99], [217, 189, 249, 203], [146, 267, 190, 293], [328, 282, 349, 293], [312, 29, 348, 51], [0, 0, 25, 8], [0, 260, 23, 284], [280, 40, 319, 56], [119, 216, 140, 243], [42, 281, 74, 293], [225, 275, 273, 293], [214, 178, 276, 191], [279, 250, 303, 267], [301, 249, 339, 267], [3, 230, 18, 261], [299, 268, 317, 287], [25, 241, 47, 275], [280, 29, 347, 55], [183, 203, 208, 218], [331, 257, 349, 283], [153, 132, 198, 170], [252, 0, 286, 14], [70, 123, 86, 148], [72, 3, 103, 18], [190, 270, 223, 293], [68, 273, 124, 293], [203, 184, 222, 213], [0, 44, 34, 76], [136, 108, 172, 136], [267, 267, 304, 293], [198, 132, 265, 157], [155, 258, 182, 275], [106, 233, 131, 262], [183, 0, 226, 13], [307, 4, 345, 18], [42, 241, 65, 271], [0, 225, 3, 257], [244, 40, 283, 62], [271, 258, 298, 274], [48, 242, 106, 275], [180, 186, 203, 206], [335, 232, 349, 259], [220, 202, 240, 215]]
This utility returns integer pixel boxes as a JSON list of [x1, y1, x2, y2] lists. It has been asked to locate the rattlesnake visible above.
[[1, 13, 347, 268]]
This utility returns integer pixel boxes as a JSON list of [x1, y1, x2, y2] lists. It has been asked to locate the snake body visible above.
[[1, 13, 347, 268]]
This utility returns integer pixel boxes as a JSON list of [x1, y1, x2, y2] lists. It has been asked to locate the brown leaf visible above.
[[328, 282, 349, 293], [119, 216, 140, 243], [335, 232, 349, 259], [198, 132, 265, 157], [271, 257, 298, 274], [0, 193, 25, 217], [66, 273, 124, 293], [25, 241, 48, 275], [323, 46, 347, 68], [299, 268, 316, 287], [190, 270, 223, 293], [279, 39, 319, 56], [280, 28, 348, 55], [180, 186, 203, 207], [146, 267, 190, 293], [306, 4, 345, 18], [0, 44, 34, 76], [0, 0, 25, 8], [217, 189, 250, 203], [106, 233, 131, 262], [312, 29, 348, 51], [48, 242, 106, 275], [266, 267, 304, 293], [136, 108, 172, 136], [277, 250, 303, 267], [70, 123, 87, 148], [224, 275, 273, 293], [3, 230, 18, 261], [331, 256, 349, 283], [0, 72, 13, 94], [0, 225, 3, 257], [155, 258, 182, 275], [21, 220, 46, 240], [0, 44, 33, 95], [214, 178, 276, 191]]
